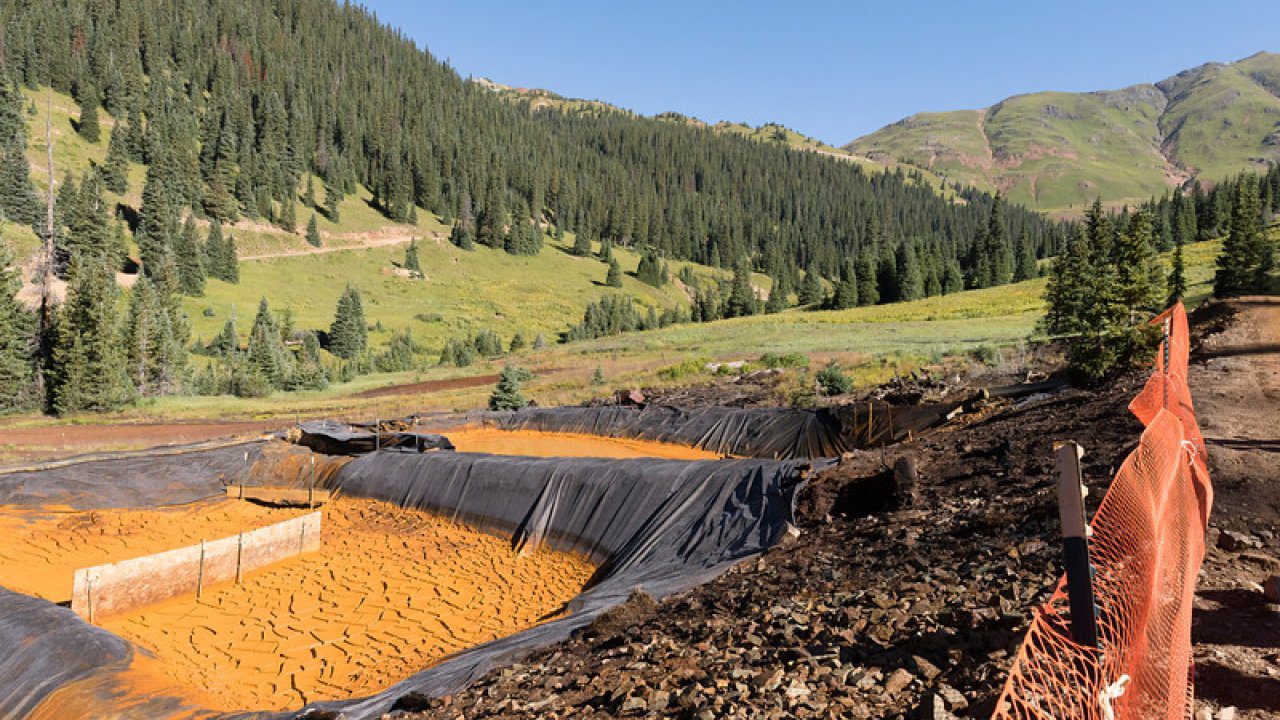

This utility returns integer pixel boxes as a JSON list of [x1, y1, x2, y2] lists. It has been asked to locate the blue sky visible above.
[[365, 1, 1280, 145]]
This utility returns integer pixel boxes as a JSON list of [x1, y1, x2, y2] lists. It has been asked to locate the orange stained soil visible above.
[[441, 427, 722, 460], [0, 500, 307, 603], [97, 497, 595, 713]]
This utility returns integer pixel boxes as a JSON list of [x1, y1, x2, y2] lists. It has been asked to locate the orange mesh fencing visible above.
[[993, 302, 1213, 720]]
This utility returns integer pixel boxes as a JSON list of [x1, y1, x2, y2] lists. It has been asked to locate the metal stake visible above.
[[1055, 441, 1098, 648]]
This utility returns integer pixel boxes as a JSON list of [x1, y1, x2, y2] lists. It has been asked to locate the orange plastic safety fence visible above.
[[993, 302, 1213, 720]]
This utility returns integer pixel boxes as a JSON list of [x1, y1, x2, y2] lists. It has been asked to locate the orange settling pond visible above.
[[440, 427, 723, 460], [0, 498, 594, 712]]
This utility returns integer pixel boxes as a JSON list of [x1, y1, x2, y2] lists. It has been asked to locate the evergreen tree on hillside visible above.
[[827, 261, 858, 310], [63, 172, 122, 270], [449, 220, 474, 250], [1167, 236, 1187, 306], [76, 84, 100, 143], [1214, 176, 1264, 298], [895, 242, 924, 302], [1114, 208, 1164, 313], [206, 316, 239, 357], [488, 364, 531, 411], [605, 257, 623, 287], [725, 257, 758, 318], [988, 194, 1014, 286], [404, 239, 422, 276], [797, 266, 823, 306], [305, 214, 322, 247], [49, 254, 133, 414], [123, 275, 183, 396], [1014, 230, 1037, 281], [1042, 226, 1097, 337], [174, 216, 206, 296], [636, 247, 665, 286], [101, 126, 130, 194], [246, 297, 288, 388], [279, 192, 297, 233], [856, 250, 879, 306], [572, 231, 593, 257], [222, 232, 240, 283], [0, 81, 40, 227], [328, 285, 367, 359], [0, 227, 36, 412]]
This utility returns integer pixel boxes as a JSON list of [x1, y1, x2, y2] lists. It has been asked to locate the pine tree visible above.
[[636, 247, 664, 286], [101, 126, 130, 194], [725, 257, 758, 318], [328, 285, 367, 359], [1041, 226, 1095, 337], [572, 231, 592, 256], [1113, 208, 1164, 313], [50, 254, 133, 414], [987, 194, 1014, 286], [303, 176, 316, 208], [404, 239, 422, 276], [797, 266, 823, 306], [1167, 235, 1187, 306], [174, 215, 206, 296], [1214, 176, 1262, 298], [605, 257, 623, 287], [827, 261, 858, 310], [306, 214, 322, 247], [449, 221, 474, 250], [76, 84, 101, 143], [895, 242, 924, 302], [0, 81, 41, 227], [1014, 230, 1037, 281], [246, 297, 288, 388], [508, 332, 526, 353], [279, 193, 297, 233], [124, 275, 182, 396], [856, 250, 879, 306], [0, 226, 36, 412], [488, 364, 531, 411]]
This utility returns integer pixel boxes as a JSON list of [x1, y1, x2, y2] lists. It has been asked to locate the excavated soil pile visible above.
[[94, 497, 594, 713], [440, 427, 722, 460], [0, 500, 307, 603]]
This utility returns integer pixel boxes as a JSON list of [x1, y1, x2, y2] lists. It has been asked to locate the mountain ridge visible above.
[[846, 52, 1280, 211]]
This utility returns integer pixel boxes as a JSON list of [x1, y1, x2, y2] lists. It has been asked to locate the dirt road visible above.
[[1188, 296, 1280, 719]]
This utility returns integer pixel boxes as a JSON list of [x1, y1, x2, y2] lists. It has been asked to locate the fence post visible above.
[[1055, 441, 1098, 648], [308, 455, 316, 509], [196, 540, 206, 599], [375, 417, 381, 452], [1162, 317, 1173, 410], [235, 532, 244, 584]]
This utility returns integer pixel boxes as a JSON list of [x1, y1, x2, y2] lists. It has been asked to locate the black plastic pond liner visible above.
[[0, 445, 822, 719], [487, 401, 957, 459], [0, 441, 264, 510], [297, 451, 822, 718], [0, 588, 131, 717], [296, 419, 455, 456]]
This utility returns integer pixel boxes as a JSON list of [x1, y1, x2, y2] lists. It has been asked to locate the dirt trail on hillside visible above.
[[1188, 296, 1280, 719], [239, 233, 417, 261]]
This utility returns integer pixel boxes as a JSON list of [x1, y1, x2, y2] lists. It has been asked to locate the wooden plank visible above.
[[224, 485, 331, 507]]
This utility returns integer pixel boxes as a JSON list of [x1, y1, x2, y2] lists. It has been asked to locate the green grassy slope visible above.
[[847, 52, 1280, 212]]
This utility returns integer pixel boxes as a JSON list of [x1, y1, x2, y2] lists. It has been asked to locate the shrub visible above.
[[815, 360, 853, 396], [758, 352, 808, 369]]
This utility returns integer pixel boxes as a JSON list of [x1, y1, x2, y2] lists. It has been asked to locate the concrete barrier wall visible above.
[[70, 511, 321, 621]]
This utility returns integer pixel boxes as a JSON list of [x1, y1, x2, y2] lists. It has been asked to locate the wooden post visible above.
[[375, 417, 380, 452], [1162, 317, 1173, 410], [196, 540, 206, 599], [86, 574, 94, 624], [235, 533, 244, 584], [308, 456, 316, 509], [1055, 441, 1098, 648], [866, 401, 874, 445]]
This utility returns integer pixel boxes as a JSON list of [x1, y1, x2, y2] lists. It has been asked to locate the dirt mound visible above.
[[395, 373, 1145, 718]]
